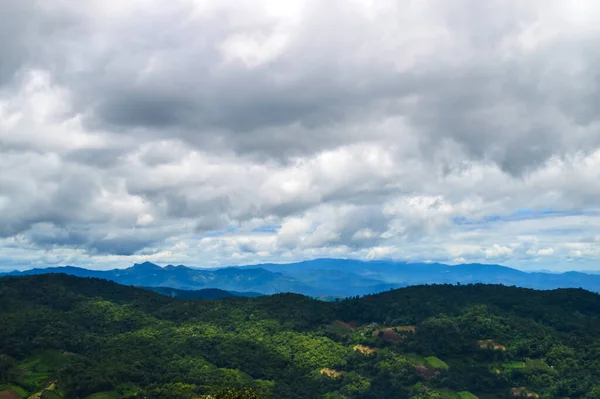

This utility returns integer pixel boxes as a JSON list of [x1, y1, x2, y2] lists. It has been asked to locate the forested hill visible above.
[[2, 275, 600, 399]]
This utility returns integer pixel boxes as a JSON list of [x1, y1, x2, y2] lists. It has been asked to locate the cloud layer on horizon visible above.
[[1, 0, 600, 271]]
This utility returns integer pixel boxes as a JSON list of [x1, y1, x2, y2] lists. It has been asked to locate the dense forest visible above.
[[1, 275, 600, 399]]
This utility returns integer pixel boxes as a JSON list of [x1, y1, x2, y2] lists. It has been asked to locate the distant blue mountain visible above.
[[1, 262, 316, 295], [257, 258, 600, 293], [144, 286, 263, 299], [2, 259, 600, 296]]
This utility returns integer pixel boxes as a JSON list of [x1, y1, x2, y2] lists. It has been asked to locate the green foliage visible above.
[[424, 356, 448, 370], [84, 392, 120, 399], [2, 275, 600, 398], [200, 388, 262, 398]]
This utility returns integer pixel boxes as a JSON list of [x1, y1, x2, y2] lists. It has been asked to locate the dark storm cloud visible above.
[[0, 0, 80, 87], [407, 39, 600, 175], [88, 235, 160, 256], [1, 1, 411, 157], [3, 0, 597, 175], [65, 148, 129, 168], [24, 223, 164, 256], [0, 167, 101, 238], [336, 206, 390, 248]]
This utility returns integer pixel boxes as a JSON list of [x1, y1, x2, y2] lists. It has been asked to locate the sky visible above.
[[1, 0, 600, 271]]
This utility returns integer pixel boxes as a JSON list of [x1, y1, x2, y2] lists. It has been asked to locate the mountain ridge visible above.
[[2, 258, 600, 296]]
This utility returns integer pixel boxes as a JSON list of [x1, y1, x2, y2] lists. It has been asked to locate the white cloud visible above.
[[366, 246, 395, 260], [527, 247, 555, 256], [1, 0, 600, 271], [485, 244, 514, 258], [537, 248, 554, 256], [136, 213, 155, 226]]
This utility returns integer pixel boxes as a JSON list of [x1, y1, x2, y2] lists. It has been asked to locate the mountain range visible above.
[[3, 258, 600, 296]]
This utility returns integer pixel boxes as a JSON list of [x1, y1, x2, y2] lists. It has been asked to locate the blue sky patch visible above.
[[252, 225, 281, 233], [453, 209, 595, 226]]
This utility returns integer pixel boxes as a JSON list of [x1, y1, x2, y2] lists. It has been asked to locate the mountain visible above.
[[257, 258, 600, 292], [1, 261, 316, 295], [263, 267, 405, 296], [2, 274, 600, 398], [3, 258, 600, 296], [145, 286, 263, 299], [0, 261, 397, 296]]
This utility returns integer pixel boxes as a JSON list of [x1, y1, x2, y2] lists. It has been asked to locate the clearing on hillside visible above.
[[502, 361, 526, 371], [327, 320, 357, 337], [25, 381, 59, 399], [524, 358, 553, 372], [415, 365, 440, 379], [353, 345, 378, 355], [17, 350, 73, 390], [395, 325, 416, 333], [372, 325, 416, 342], [0, 385, 27, 398], [372, 328, 401, 342], [320, 368, 345, 379], [425, 356, 449, 370], [0, 390, 20, 399], [83, 383, 140, 399], [511, 387, 539, 398], [501, 359, 551, 373], [477, 340, 506, 351], [336, 320, 357, 330]]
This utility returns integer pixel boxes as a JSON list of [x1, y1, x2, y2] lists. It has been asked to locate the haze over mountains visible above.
[[3, 259, 600, 297]]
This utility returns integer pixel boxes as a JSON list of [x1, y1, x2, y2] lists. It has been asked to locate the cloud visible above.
[[528, 248, 554, 257], [1, 0, 600, 271], [485, 244, 514, 258]]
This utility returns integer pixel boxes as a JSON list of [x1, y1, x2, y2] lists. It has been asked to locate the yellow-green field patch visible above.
[[353, 345, 378, 355], [84, 392, 120, 399], [395, 325, 416, 333], [502, 361, 526, 371], [320, 368, 345, 379], [406, 353, 426, 364], [476, 340, 506, 351], [511, 387, 539, 398], [425, 356, 449, 370], [414, 386, 478, 399], [16, 351, 74, 392], [525, 358, 553, 372]]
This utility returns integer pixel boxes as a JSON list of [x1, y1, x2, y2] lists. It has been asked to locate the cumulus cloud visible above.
[[1, 0, 600, 271]]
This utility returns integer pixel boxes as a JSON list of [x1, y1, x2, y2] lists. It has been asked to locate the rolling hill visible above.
[[1, 274, 600, 398]]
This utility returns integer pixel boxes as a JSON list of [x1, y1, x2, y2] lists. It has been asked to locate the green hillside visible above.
[[1, 275, 600, 398]]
